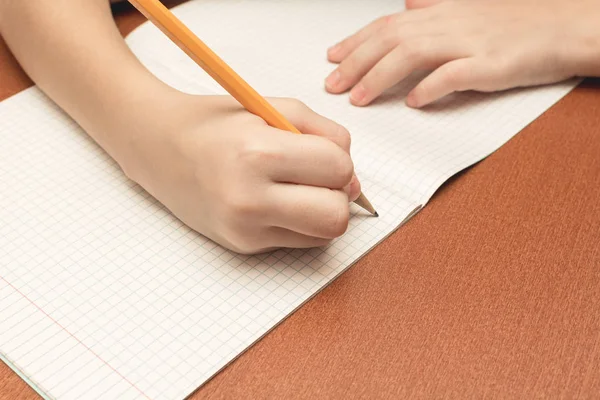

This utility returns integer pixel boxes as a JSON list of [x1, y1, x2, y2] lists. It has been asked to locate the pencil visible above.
[[127, 0, 378, 217]]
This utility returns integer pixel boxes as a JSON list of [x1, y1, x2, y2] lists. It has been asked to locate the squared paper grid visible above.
[[1, 88, 413, 400], [0, 1, 577, 399]]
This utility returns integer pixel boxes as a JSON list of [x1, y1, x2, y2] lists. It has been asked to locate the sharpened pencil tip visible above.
[[353, 192, 378, 217], [373, 211, 379, 218]]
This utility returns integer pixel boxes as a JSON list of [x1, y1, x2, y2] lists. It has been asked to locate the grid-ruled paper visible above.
[[0, 88, 414, 399], [0, 1, 577, 399]]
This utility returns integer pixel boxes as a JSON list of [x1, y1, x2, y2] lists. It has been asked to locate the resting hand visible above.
[[325, 0, 600, 107]]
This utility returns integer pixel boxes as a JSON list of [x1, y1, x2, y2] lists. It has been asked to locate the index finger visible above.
[[261, 127, 354, 190], [272, 98, 352, 153]]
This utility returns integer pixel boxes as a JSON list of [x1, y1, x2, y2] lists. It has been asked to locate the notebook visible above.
[[0, 1, 578, 399]]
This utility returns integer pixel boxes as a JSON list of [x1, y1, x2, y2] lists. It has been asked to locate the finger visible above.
[[349, 38, 460, 106], [256, 127, 354, 190], [222, 227, 331, 255], [268, 184, 350, 239], [264, 227, 332, 250], [273, 98, 351, 152], [326, 15, 390, 64], [326, 33, 399, 95], [271, 98, 361, 199], [346, 174, 362, 203], [405, 0, 448, 9], [406, 57, 501, 108]]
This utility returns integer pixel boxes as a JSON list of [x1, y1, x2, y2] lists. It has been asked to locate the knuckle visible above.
[[380, 29, 400, 48], [280, 97, 309, 114], [336, 125, 352, 151], [223, 188, 262, 221], [441, 64, 467, 89], [402, 41, 419, 60], [377, 14, 396, 29], [326, 202, 350, 238], [238, 137, 282, 167], [384, 14, 396, 25], [394, 35, 419, 60], [335, 153, 354, 185]]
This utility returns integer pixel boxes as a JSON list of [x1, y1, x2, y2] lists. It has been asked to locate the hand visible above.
[[325, 0, 600, 108], [122, 93, 361, 254]]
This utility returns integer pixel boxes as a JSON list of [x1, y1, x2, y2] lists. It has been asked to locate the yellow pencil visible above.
[[128, 0, 378, 216]]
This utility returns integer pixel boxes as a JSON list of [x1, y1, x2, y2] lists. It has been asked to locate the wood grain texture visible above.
[[1, 2, 599, 399]]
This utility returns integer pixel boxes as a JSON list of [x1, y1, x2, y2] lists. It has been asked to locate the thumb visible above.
[[406, 56, 512, 108], [406, 58, 479, 108]]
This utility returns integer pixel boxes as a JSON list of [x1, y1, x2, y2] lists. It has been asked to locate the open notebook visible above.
[[0, 1, 577, 399]]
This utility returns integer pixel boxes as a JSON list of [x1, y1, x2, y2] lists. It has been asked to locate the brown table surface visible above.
[[2, 3, 600, 399]]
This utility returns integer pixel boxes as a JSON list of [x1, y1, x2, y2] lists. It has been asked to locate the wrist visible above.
[[80, 70, 179, 175], [107, 86, 215, 187]]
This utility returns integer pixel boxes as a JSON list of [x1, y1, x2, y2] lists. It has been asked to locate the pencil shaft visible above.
[[129, 0, 299, 133]]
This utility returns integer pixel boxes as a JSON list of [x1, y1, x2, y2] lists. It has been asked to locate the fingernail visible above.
[[328, 43, 342, 56], [406, 91, 420, 108], [349, 174, 361, 202], [350, 84, 367, 105], [326, 70, 341, 90]]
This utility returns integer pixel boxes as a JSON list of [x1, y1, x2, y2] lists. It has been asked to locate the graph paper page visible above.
[[0, 1, 577, 399], [0, 87, 415, 399]]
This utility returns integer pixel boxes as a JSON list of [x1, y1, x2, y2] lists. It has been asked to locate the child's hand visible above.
[[325, 0, 600, 108], [123, 94, 361, 254]]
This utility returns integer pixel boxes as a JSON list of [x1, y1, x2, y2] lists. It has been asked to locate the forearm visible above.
[[0, 0, 173, 171]]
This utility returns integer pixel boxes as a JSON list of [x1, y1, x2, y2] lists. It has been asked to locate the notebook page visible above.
[[0, 87, 415, 399], [125, 0, 577, 207]]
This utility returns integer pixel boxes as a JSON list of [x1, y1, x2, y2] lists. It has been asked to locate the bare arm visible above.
[[0, 0, 174, 173]]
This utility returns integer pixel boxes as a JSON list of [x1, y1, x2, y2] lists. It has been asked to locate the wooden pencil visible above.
[[127, 0, 378, 216]]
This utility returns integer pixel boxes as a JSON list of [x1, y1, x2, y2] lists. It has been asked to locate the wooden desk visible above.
[[2, 3, 600, 399]]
